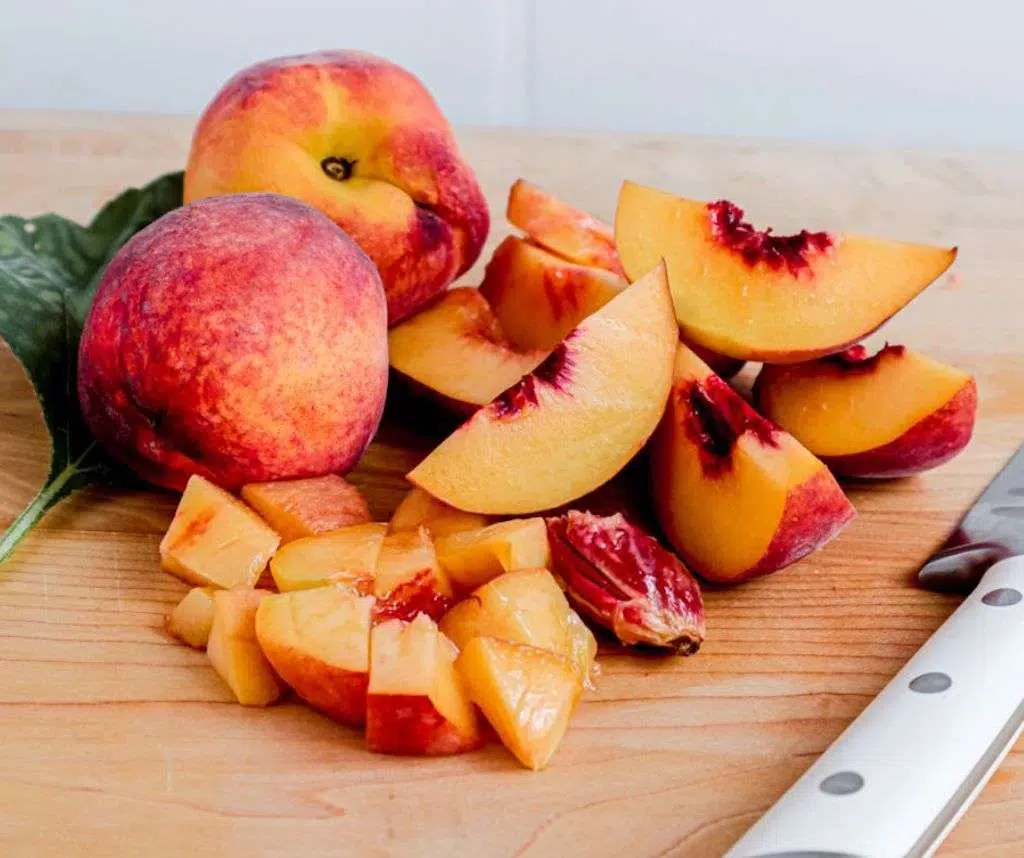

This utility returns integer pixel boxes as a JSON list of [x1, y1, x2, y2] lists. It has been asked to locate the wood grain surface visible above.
[[2, 111, 1024, 857]]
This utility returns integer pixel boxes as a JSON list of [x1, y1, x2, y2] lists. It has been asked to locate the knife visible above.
[[725, 444, 1024, 858]]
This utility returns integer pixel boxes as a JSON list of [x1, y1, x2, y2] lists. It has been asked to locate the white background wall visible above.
[[2, 0, 1023, 149]]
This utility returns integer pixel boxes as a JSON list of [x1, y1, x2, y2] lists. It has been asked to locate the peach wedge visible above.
[[388, 287, 548, 412], [256, 585, 375, 727], [479, 236, 626, 351], [207, 588, 282, 706], [408, 262, 678, 514], [754, 344, 977, 478], [650, 344, 855, 583], [366, 615, 482, 756], [506, 178, 625, 275], [615, 181, 957, 362]]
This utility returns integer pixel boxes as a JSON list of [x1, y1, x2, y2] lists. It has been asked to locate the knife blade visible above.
[[725, 443, 1024, 858]]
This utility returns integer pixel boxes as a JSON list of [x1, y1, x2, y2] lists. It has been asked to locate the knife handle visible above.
[[725, 554, 1024, 858]]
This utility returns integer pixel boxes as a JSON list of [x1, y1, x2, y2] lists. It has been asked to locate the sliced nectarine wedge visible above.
[[207, 588, 282, 706], [373, 528, 453, 622], [241, 475, 371, 543], [408, 262, 677, 514], [506, 179, 625, 275], [456, 636, 581, 770], [479, 236, 626, 351], [388, 486, 490, 539], [269, 523, 385, 593], [434, 518, 550, 590], [255, 585, 375, 727], [754, 344, 977, 478], [650, 344, 855, 582], [439, 568, 597, 682], [388, 287, 548, 412], [366, 615, 482, 755], [616, 181, 957, 362]]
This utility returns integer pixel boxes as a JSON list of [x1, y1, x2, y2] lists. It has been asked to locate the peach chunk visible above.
[[388, 486, 490, 539], [256, 585, 374, 726], [408, 262, 677, 514], [160, 475, 280, 590], [207, 588, 282, 706], [650, 344, 855, 583], [506, 179, 625, 275], [374, 529, 454, 622], [388, 288, 549, 413], [754, 344, 977, 478], [166, 586, 216, 649], [479, 236, 626, 351], [366, 615, 482, 755], [269, 523, 385, 593], [434, 518, 551, 591], [439, 569, 597, 681], [456, 636, 581, 770], [241, 475, 371, 543], [615, 181, 957, 362]]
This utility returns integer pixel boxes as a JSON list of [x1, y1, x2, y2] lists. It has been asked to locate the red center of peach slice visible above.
[[492, 338, 575, 418], [682, 375, 779, 475], [707, 200, 833, 275]]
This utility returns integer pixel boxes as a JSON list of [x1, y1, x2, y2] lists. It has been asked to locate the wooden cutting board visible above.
[[2, 111, 1024, 857]]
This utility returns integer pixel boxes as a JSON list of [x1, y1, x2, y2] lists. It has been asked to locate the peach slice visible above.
[[408, 262, 678, 514], [366, 615, 482, 755], [160, 475, 281, 590], [256, 585, 374, 726], [434, 518, 550, 591], [166, 586, 216, 649], [241, 475, 371, 543], [269, 523, 386, 593], [388, 486, 490, 539], [650, 344, 855, 582], [615, 181, 957, 362], [388, 287, 549, 412], [506, 179, 625, 275], [207, 588, 282, 706], [439, 568, 597, 681], [374, 529, 454, 622], [456, 636, 581, 770], [479, 236, 626, 351], [754, 344, 978, 478]]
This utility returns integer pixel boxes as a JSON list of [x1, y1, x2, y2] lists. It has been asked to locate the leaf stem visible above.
[[0, 443, 96, 563]]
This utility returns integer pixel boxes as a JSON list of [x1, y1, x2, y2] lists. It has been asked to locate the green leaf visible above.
[[0, 172, 184, 562]]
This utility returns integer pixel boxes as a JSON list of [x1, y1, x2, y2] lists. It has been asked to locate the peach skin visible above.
[[650, 343, 855, 583], [78, 194, 388, 492], [184, 51, 489, 323], [407, 262, 677, 514], [754, 344, 977, 478], [616, 181, 957, 362]]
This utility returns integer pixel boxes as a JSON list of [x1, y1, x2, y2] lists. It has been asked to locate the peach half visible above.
[[754, 344, 977, 478], [479, 236, 626, 351], [388, 288, 549, 413], [255, 585, 375, 727], [615, 181, 957, 362], [366, 615, 481, 756], [408, 262, 678, 514], [650, 344, 855, 583], [506, 179, 625, 275]]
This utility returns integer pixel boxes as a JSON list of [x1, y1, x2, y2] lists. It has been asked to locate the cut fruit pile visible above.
[[159, 175, 974, 772]]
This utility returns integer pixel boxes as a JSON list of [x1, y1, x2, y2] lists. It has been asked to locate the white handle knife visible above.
[[726, 444, 1024, 858]]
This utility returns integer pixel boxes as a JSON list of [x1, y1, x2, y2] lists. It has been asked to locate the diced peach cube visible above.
[[166, 586, 216, 649], [160, 475, 280, 590], [435, 518, 550, 590], [388, 486, 490, 539], [269, 523, 386, 593], [456, 636, 581, 770], [207, 589, 282, 706], [241, 475, 372, 543], [373, 529, 453, 622]]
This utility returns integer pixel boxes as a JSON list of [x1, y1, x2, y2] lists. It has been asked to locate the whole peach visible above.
[[78, 193, 388, 492], [184, 51, 489, 324]]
